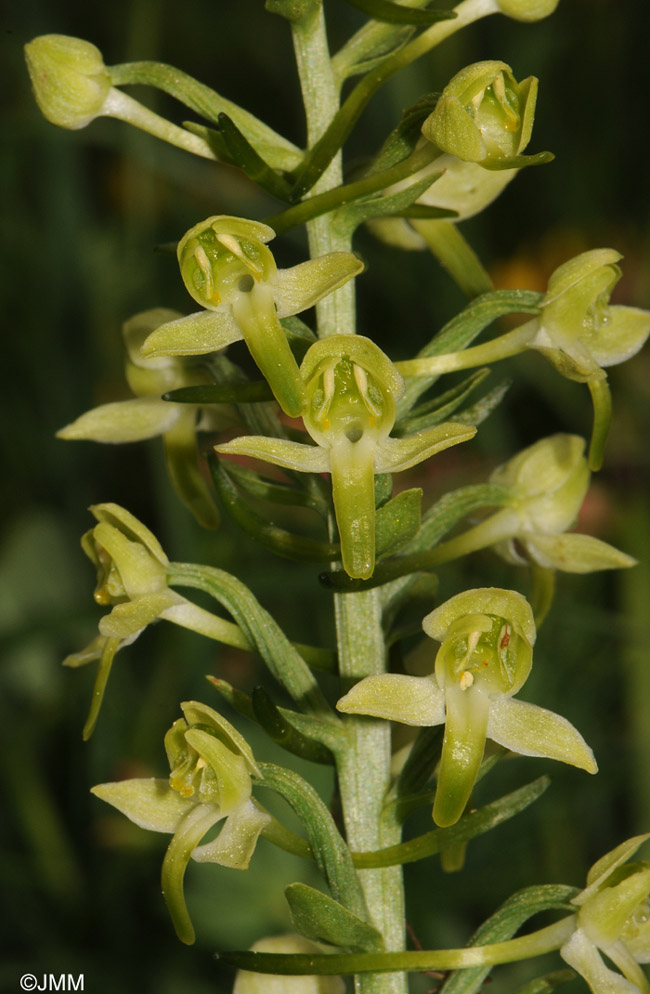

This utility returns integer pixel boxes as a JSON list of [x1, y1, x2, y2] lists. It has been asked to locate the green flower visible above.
[[337, 587, 596, 827], [421, 61, 545, 170], [139, 216, 364, 417], [92, 702, 270, 945], [560, 835, 650, 994], [66, 504, 247, 738], [233, 935, 346, 994], [57, 308, 228, 528], [216, 335, 475, 579], [24, 34, 112, 129]]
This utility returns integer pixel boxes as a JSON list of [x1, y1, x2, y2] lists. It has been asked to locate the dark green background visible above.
[[2, 2, 650, 992]]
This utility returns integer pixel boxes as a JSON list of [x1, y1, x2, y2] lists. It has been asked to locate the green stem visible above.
[[586, 375, 612, 471], [410, 219, 494, 298], [219, 914, 577, 974], [395, 320, 537, 377], [101, 88, 217, 159]]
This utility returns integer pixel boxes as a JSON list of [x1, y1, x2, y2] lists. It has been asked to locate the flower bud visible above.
[[422, 60, 538, 167], [494, 0, 560, 21], [178, 216, 277, 312], [24, 34, 111, 129]]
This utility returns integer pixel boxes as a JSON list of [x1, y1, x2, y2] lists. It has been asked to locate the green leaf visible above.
[[215, 113, 293, 201], [252, 687, 335, 764], [168, 562, 332, 717], [258, 763, 369, 921], [341, 0, 455, 25], [394, 726, 443, 800], [375, 488, 422, 557], [205, 675, 256, 721], [369, 93, 440, 175], [331, 173, 454, 237], [286, 882, 385, 951], [395, 368, 490, 434], [452, 379, 511, 427], [396, 289, 544, 417], [209, 456, 340, 563], [353, 776, 550, 868], [164, 382, 273, 404], [439, 883, 579, 994]]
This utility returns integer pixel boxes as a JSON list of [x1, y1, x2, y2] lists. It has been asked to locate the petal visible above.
[[98, 591, 179, 638], [583, 834, 650, 898], [337, 673, 445, 725], [192, 798, 271, 868], [487, 695, 597, 772], [434, 684, 490, 827], [161, 803, 224, 944], [184, 728, 252, 813], [92, 521, 169, 596], [216, 435, 329, 473], [523, 533, 637, 573], [560, 929, 639, 994], [122, 307, 184, 367], [57, 397, 181, 443], [91, 778, 196, 832], [375, 422, 475, 473], [89, 503, 168, 565], [603, 941, 650, 992], [422, 587, 536, 648], [82, 634, 123, 740], [140, 308, 242, 358], [590, 305, 650, 368], [329, 435, 377, 579], [272, 253, 364, 318], [182, 701, 262, 777]]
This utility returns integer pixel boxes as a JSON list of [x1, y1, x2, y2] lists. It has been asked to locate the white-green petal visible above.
[[57, 397, 181, 443], [216, 436, 329, 473], [271, 253, 364, 318], [487, 695, 597, 773], [337, 673, 445, 726], [91, 778, 197, 832], [523, 533, 637, 572], [140, 308, 242, 358], [590, 305, 650, 367], [98, 590, 179, 637], [375, 422, 476, 474], [561, 929, 640, 994], [192, 798, 270, 868]]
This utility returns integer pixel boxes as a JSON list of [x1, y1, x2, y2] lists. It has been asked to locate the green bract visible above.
[[57, 308, 227, 528], [24, 34, 111, 129], [140, 215, 364, 417], [422, 60, 541, 169], [560, 835, 650, 994], [216, 335, 475, 579], [66, 504, 248, 738], [337, 587, 596, 827], [92, 702, 270, 945], [233, 935, 346, 994]]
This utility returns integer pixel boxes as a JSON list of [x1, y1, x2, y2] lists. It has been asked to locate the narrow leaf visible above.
[[375, 488, 422, 558], [396, 369, 490, 434], [252, 687, 335, 764], [216, 113, 293, 201], [286, 882, 385, 951]]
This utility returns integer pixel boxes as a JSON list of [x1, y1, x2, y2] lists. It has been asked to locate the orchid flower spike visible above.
[[560, 834, 650, 994], [65, 504, 247, 738], [92, 702, 270, 945], [57, 309, 230, 528], [139, 216, 364, 417], [338, 587, 596, 827], [216, 335, 475, 579]]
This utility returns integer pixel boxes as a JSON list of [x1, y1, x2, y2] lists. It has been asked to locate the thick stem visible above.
[[291, 6, 355, 337]]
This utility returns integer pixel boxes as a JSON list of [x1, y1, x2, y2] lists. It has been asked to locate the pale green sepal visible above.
[[216, 436, 329, 473], [161, 803, 224, 944], [181, 700, 262, 777], [544, 249, 622, 302], [141, 309, 242, 358], [582, 835, 650, 899], [524, 533, 637, 573], [560, 929, 639, 994], [376, 422, 476, 473], [605, 942, 650, 992], [416, 155, 517, 222], [91, 778, 194, 832], [57, 397, 180, 443], [98, 591, 179, 637], [424, 94, 487, 162], [63, 631, 116, 668], [183, 729, 252, 814], [90, 503, 168, 564], [434, 684, 490, 827], [272, 253, 365, 318], [423, 587, 536, 648], [24, 34, 111, 129], [590, 306, 650, 367], [337, 673, 445, 726], [487, 696, 597, 774], [92, 521, 168, 594], [82, 635, 122, 740], [192, 798, 270, 868], [285, 882, 385, 952], [123, 307, 184, 369], [329, 435, 376, 579], [584, 869, 650, 949], [162, 412, 222, 529]]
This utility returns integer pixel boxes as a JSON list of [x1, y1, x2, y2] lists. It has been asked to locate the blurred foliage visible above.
[[2, 1, 649, 992]]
